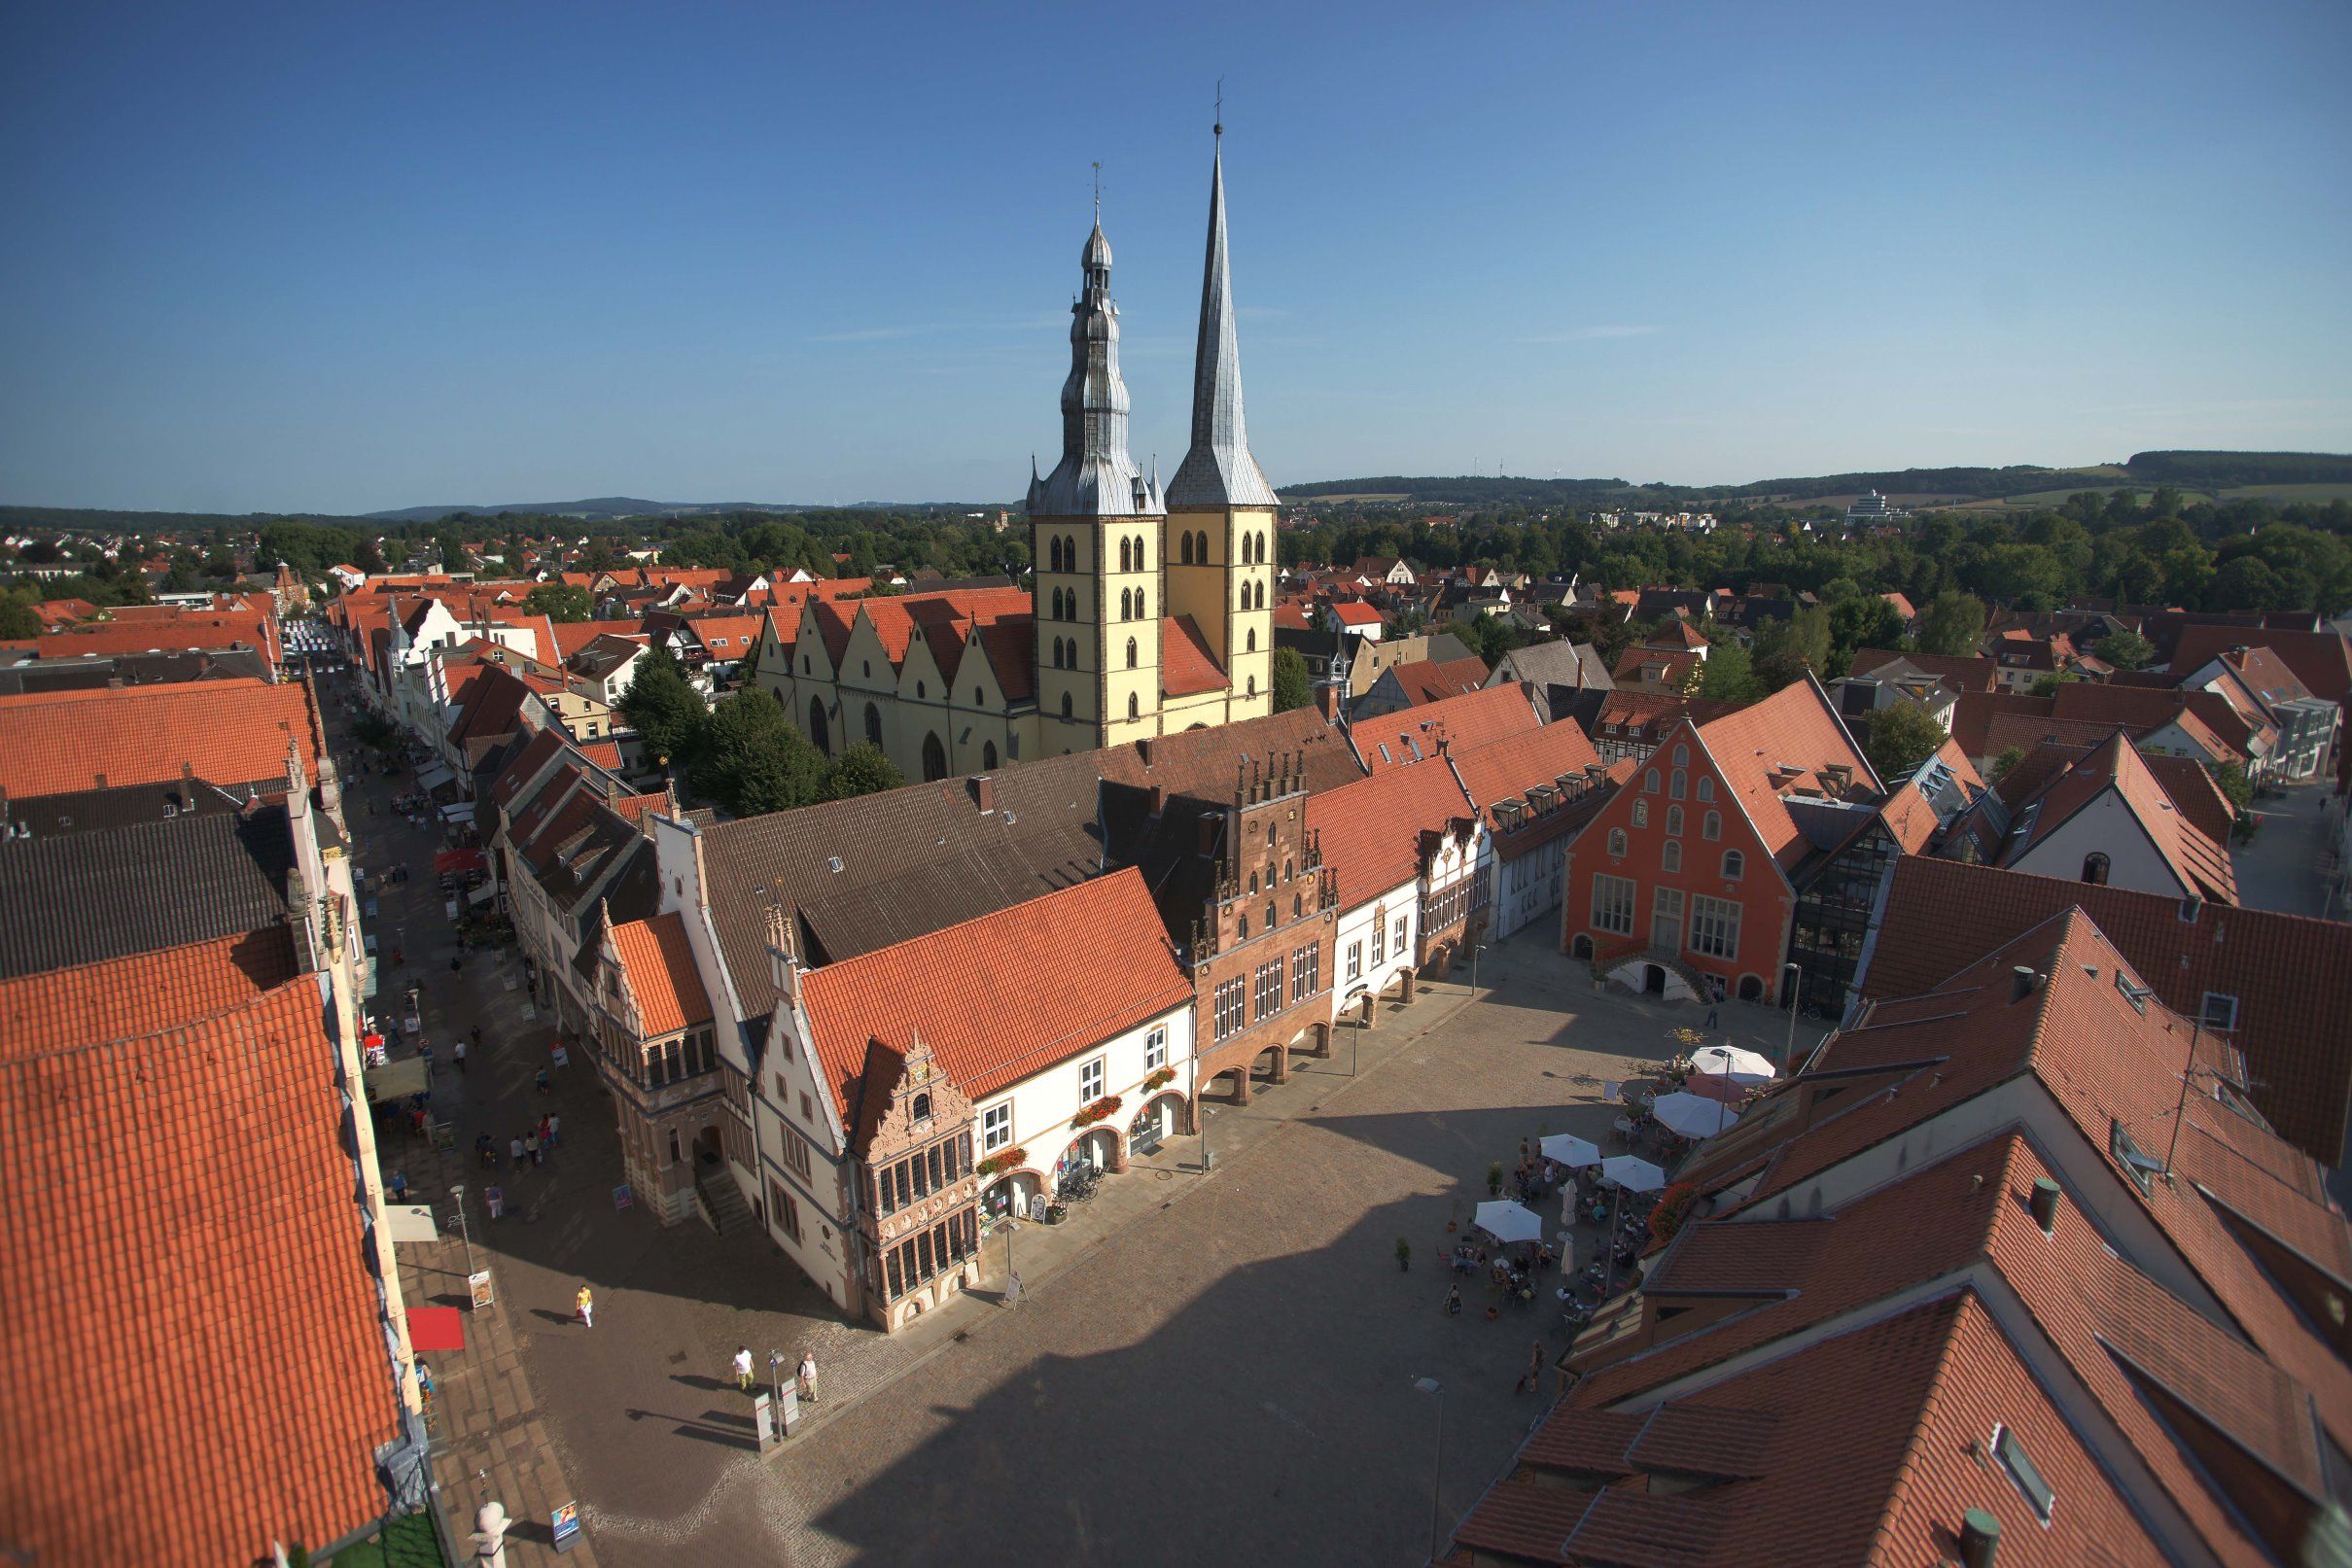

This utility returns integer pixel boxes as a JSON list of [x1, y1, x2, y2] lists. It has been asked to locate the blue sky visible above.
[[3, 0, 2347, 513]]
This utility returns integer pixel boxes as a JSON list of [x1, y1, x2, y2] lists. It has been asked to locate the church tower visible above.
[[1165, 122, 1277, 721], [1028, 203, 1166, 753]]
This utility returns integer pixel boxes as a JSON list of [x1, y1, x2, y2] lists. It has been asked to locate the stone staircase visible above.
[[696, 1168, 753, 1236]]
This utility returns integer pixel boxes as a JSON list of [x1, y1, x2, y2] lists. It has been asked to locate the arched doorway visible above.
[[1129, 1093, 1187, 1155], [921, 732, 947, 782], [808, 697, 829, 752], [693, 1123, 721, 1167], [1644, 964, 1667, 994], [863, 702, 883, 746], [1570, 933, 1594, 959], [1057, 1130, 1117, 1190], [1737, 973, 1765, 1002], [982, 1169, 1041, 1223]]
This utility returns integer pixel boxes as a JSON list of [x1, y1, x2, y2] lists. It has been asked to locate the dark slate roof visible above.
[[699, 750, 1109, 1012], [2, 778, 248, 840], [0, 804, 294, 979], [0, 648, 273, 694]]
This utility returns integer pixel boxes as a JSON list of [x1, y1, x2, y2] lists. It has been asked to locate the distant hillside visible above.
[[1281, 451, 2352, 509], [363, 497, 793, 523]]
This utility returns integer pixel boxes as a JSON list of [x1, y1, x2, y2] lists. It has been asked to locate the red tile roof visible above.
[[1850, 647, 1997, 692], [798, 869, 1191, 1130], [1355, 682, 1542, 774], [1862, 854, 2352, 1166], [0, 979, 400, 1564], [551, 618, 649, 660], [1305, 761, 1478, 908], [611, 912, 714, 1037], [1380, 653, 1491, 708], [0, 679, 323, 798], [1160, 614, 1229, 697], [5, 609, 280, 666], [2007, 730, 2236, 903], [2171, 624, 2351, 707], [0, 928, 298, 1059], [1330, 599, 1383, 628], [1694, 678, 1879, 868]]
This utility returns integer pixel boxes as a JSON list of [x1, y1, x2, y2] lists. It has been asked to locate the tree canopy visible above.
[[1270, 646, 1313, 713], [614, 645, 707, 767], [1863, 701, 1948, 785], [823, 742, 905, 801], [522, 582, 594, 623], [691, 690, 827, 817]]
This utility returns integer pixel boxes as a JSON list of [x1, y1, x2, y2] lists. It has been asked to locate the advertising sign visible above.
[[468, 1271, 495, 1310]]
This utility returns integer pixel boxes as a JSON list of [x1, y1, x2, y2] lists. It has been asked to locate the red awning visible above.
[[407, 1306, 466, 1353], [433, 849, 486, 876]]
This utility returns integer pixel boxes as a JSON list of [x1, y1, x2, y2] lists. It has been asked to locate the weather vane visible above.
[[1215, 78, 1223, 137], [1092, 160, 1102, 219]]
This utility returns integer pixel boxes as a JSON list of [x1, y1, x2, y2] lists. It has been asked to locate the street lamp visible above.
[[448, 1184, 474, 1279], [1782, 962, 1804, 1068], [1413, 1376, 1445, 1562], [768, 1349, 786, 1415]]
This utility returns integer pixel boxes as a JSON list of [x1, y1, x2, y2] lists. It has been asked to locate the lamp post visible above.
[[1413, 1376, 1445, 1561], [1782, 962, 1803, 1069], [449, 1184, 474, 1280], [768, 1349, 786, 1416]]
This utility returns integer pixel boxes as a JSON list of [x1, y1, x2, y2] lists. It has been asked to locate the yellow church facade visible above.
[[750, 130, 1279, 783]]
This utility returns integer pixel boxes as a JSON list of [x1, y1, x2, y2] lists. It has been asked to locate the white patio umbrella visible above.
[[1652, 1092, 1740, 1140], [1600, 1155, 1667, 1193], [1690, 1043, 1775, 1083], [1539, 1133, 1603, 1167], [1472, 1200, 1544, 1244]]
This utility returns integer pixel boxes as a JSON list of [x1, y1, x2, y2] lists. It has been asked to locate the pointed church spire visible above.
[[1169, 120, 1277, 509], [1028, 172, 1157, 518]]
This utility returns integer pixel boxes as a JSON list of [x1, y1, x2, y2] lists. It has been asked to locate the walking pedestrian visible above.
[[796, 1352, 819, 1405], [1445, 1285, 1463, 1317], [576, 1284, 594, 1328], [471, 1023, 483, 1051], [453, 1037, 467, 1073], [535, 1066, 551, 1095], [1516, 1340, 1547, 1395], [545, 1113, 560, 1149], [509, 1135, 524, 1169], [524, 1132, 541, 1166], [733, 1346, 754, 1394]]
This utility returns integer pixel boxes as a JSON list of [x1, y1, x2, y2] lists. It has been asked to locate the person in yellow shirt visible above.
[[575, 1284, 594, 1328]]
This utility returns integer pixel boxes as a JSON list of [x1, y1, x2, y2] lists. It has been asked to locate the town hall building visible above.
[[751, 128, 1278, 780]]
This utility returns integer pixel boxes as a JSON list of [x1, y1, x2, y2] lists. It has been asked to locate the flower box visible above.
[[1071, 1095, 1123, 1130], [975, 1146, 1027, 1179], [1142, 1067, 1176, 1094]]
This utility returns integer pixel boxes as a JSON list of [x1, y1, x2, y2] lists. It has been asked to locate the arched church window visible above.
[[1064, 535, 1078, 570], [2082, 853, 2110, 886], [864, 703, 882, 745], [1246, 628, 1257, 652], [1249, 871, 1259, 894], [1135, 588, 1146, 617], [1118, 538, 1131, 573], [1132, 535, 1144, 568], [1180, 533, 1195, 565], [983, 740, 999, 769], [1195, 531, 1209, 562], [1128, 692, 1141, 719], [1061, 692, 1073, 719], [1048, 537, 1064, 574], [1247, 675, 1258, 696], [1126, 637, 1138, 669], [1120, 588, 1132, 620]]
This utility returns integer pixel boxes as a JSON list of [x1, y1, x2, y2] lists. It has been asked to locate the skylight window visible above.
[[1990, 1423, 2054, 1525], [2114, 969, 2150, 1015], [2110, 1120, 2161, 1196], [2199, 993, 2238, 1031]]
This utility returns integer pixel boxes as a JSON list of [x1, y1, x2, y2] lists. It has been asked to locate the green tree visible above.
[[523, 582, 594, 623], [615, 646, 707, 768], [2211, 759, 2254, 818], [1698, 640, 1761, 702], [1864, 700, 1947, 784], [436, 529, 470, 574], [823, 741, 905, 801], [0, 592, 42, 638], [1270, 646, 1313, 713], [1987, 745, 2025, 785], [692, 689, 827, 816], [1913, 591, 1987, 657], [2028, 670, 2082, 698], [1827, 596, 1903, 674], [2092, 629, 2155, 671]]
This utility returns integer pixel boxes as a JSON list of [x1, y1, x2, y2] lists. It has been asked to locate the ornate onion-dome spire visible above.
[[1168, 119, 1277, 509], [1028, 167, 1159, 518]]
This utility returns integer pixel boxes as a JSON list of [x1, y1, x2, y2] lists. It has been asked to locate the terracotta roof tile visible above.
[[1381, 654, 1491, 707], [1356, 683, 1542, 774], [0, 980, 400, 1563], [1694, 679, 1879, 868], [1160, 614, 1229, 698], [798, 869, 1191, 1119], [0, 928, 299, 1058], [2007, 730, 2236, 903], [2171, 625, 2351, 707], [1305, 762, 1476, 909], [611, 912, 714, 1036], [0, 679, 322, 799]]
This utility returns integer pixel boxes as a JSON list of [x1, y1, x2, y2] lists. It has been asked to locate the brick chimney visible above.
[[968, 775, 997, 814]]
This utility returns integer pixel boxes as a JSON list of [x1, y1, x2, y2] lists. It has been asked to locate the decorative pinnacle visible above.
[[1092, 159, 1102, 219]]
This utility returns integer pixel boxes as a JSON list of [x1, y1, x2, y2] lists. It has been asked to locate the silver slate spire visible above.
[[1027, 192, 1160, 518], [1167, 122, 1277, 509]]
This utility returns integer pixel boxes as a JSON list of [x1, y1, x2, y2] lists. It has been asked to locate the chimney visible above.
[[1136, 737, 1155, 766], [1315, 679, 1341, 724], [2009, 965, 2041, 1003], [2029, 1176, 2061, 1236], [1958, 1509, 2001, 1568], [1197, 811, 1220, 858], [968, 775, 997, 814]]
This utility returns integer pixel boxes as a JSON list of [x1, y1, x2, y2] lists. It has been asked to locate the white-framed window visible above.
[[1593, 874, 1635, 936], [1143, 1027, 1168, 1072], [1689, 894, 1741, 959], [2200, 993, 2238, 1031], [1632, 801, 1648, 828], [1371, 917, 1386, 964], [1347, 941, 1363, 981], [1991, 1423, 2054, 1525], [1393, 915, 1408, 954], [1079, 1057, 1105, 1102], [1214, 977, 1246, 1040], [981, 1101, 1012, 1153]]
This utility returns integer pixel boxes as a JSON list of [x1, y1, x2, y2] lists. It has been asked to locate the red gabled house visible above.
[[1562, 678, 1881, 1005]]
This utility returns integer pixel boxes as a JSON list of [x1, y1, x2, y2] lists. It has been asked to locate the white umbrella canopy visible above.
[[1653, 1092, 1740, 1139], [1473, 1200, 1544, 1244], [1600, 1155, 1667, 1193], [1539, 1133, 1603, 1167], [1691, 1044, 1775, 1083]]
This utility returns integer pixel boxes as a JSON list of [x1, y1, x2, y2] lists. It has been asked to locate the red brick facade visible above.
[[1187, 771, 1339, 1103]]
